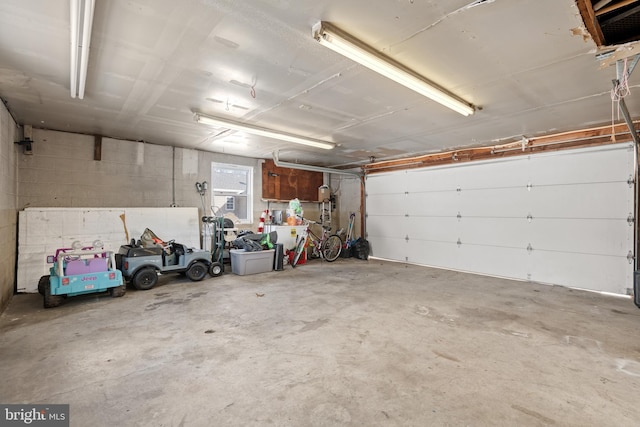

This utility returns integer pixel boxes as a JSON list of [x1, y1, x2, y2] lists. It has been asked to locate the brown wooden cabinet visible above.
[[262, 159, 323, 202]]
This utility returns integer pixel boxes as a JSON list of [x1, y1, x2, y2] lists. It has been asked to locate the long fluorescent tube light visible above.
[[194, 113, 336, 150], [312, 21, 475, 116], [70, 0, 95, 99]]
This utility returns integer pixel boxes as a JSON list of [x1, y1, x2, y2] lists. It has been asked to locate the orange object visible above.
[[287, 216, 297, 225]]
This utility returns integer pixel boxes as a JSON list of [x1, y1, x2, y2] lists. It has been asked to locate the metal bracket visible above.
[[617, 54, 640, 81], [457, 238, 462, 247], [628, 175, 635, 188], [627, 251, 635, 264], [457, 212, 462, 220], [527, 214, 533, 223], [527, 243, 533, 253], [628, 214, 635, 226], [526, 183, 533, 192], [405, 235, 410, 242], [456, 187, 462, 192]]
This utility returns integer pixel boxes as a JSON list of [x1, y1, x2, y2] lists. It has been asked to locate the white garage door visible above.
[[366, 144, 635, 295]]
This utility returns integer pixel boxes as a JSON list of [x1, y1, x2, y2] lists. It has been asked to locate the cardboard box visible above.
[[230, 249, 275, 275]]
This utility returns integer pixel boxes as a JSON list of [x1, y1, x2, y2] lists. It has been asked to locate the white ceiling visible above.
[[0, 0, 638, 167]]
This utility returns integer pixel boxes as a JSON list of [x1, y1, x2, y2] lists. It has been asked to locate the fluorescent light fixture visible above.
[[312, 21, 475, 116], [194, 113, 335, 150], [70, 0, 95, 99]]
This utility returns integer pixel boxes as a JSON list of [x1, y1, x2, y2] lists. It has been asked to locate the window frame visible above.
[[211, 162, 253, 224]]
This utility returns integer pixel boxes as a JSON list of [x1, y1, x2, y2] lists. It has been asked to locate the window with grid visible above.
[[211, 163, 252, 223]]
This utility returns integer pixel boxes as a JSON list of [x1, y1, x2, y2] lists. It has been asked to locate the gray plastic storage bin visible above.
[[230, 249, 275, 275]]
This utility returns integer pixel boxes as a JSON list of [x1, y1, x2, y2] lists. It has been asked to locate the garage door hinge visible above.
[[457, 238, 462, 247], [405, 235, 410, 242], [527, 183, 533, 191], [457, 212, 462, 220], [527, 213, 533, 222], [527, 244, 533, 253], [628, 214, 634, 226], [627, 251, 635, 264], [405, 191, 409, 195], [456, 187, 462, 192], [628, 175, 635, 187], [405, 213, 409, 217]]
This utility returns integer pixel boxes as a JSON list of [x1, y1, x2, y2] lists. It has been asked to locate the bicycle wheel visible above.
[[323, 235, 342, 262], [291, 235, 307, 267]]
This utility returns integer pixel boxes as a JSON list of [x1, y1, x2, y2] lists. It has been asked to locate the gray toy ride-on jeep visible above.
[[116, 228, 222, 290]]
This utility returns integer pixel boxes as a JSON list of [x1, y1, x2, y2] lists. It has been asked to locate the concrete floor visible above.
[[1, 258, 640, 426]]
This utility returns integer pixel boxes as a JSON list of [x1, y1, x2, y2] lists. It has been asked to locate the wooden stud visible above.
[[363, 121, 639, 174], [94, 135, 102, 161]]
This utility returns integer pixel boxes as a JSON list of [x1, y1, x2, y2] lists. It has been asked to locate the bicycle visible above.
[[291, 218, 342, 267]]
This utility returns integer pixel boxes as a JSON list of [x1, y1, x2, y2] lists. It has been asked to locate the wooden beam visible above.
[[596, 0, 640, 16], [363, 121, 639, 174], [94, 135, 102, 161], [576, 0, 606, 46]]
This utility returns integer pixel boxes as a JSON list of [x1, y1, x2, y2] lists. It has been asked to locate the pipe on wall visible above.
[[272, 151, 362, 177]]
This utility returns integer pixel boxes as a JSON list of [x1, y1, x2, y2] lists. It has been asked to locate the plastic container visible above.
[[230, 249, 275, 275], [318, 185, 331, 202]]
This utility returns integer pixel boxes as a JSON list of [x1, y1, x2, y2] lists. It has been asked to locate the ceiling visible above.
[[0, 0, 639, 168]]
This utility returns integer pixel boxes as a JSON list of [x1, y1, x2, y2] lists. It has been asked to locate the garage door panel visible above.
[[366, 172, 407, 194], [406, 216, 458, 242], [530, 183, 630, 218], [531, 251, 629, 294], [456, 158, 530, 189], [367, 215, 408, 241], [459, 218, 528, 249], [407, 240, 459, 270], [408, 191, 460, 217], [406, 168, 458, 192], [458, 245, 529, 280], [530, 218, 632, 255], [367, 193, 408, 216], [369, 236, 408, 260], [459, 188, 530, 218], [530, 145, 633, 185]]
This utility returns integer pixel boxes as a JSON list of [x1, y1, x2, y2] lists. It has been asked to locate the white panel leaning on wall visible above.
[[17, 207, 200, 293]]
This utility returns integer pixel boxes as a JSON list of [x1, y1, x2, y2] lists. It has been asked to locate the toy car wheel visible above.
[[109, 285, 126, 298], [133, 267, 158, 290], [186, 261, 207, 281], [209, 262, 223, 277], [43, 280, 63, 309], [37, 275, 50, 296]]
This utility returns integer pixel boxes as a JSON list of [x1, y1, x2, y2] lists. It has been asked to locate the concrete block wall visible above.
[[0, 102, 19, 311], [19, 130, 179, 208], [16, 128, 313, 243]]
